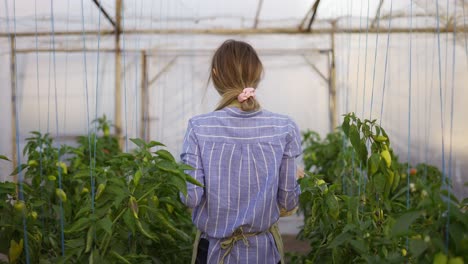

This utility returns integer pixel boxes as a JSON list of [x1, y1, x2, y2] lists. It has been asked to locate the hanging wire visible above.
[[369, 0, 382, 120], [355, 0, 364, 200], [133, 0, 144, 140], [62, 0, 70, 133], [361, 0, 371, 118], [446, 0, 457, 252], [444, 0, 450, 112], [80, 0, 96, 213], [406, 0, 414, 252], [49, 0, 66, 256], [91, 0, 104, 210], [379, 0, 393, 126], [33, 0, 46, 230], [424, 13, 438, 182], [435, 0, 447, 215], [122, 0, 129, 153], [144, 0, 157, 141], [5, 0, 31, 262]]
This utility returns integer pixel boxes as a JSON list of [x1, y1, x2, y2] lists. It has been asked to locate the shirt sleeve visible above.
[[179, 120, 205, 208], [277, 119, 302, 212]]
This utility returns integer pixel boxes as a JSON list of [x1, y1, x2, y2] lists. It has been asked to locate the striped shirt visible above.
[[180, 106, 302, 264]]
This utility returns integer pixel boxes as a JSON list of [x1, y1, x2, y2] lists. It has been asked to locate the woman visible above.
[[180, 39, 302, 264]]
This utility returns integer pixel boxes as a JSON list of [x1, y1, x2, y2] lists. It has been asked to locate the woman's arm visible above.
[[180, 120, 205, 208], [277, 120, 302, 212]]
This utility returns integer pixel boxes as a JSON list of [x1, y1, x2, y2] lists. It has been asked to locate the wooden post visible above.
[[115, 0, 123, 147], [10, 36, 18, 180], [329, 22, 338, 132], [140, 51, 149, 141]]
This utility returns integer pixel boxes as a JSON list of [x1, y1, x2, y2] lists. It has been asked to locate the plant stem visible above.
[[136, 183, 161, 203]]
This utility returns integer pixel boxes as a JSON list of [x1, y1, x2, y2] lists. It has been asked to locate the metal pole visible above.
[[115, 0, 123, 147], [9, 36, 18, 180], [140, 51, 149, 141], [329, 23, 338, 131]]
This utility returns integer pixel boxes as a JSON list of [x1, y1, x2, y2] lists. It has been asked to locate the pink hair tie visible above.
[[237, 87, 256, 103]]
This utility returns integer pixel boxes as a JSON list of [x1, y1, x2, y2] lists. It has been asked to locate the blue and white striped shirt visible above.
[[180, 106, 302, 263]]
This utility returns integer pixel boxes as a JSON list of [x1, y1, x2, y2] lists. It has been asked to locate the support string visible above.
[[122, 0, 129, 153], [446, 0, 457, 252], [6, 0, 31, 262], [369, 0, 382, 120], [93, 0, 103, 212], [406, 0, 414, 252], [49, 0, 66, 256], [435, 0, 447, 218], [33, 0, 45, 230], [361, 0, 370, 118], [379, 0, 393, 126]]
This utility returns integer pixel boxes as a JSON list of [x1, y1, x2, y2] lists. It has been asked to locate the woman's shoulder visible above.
[[261, 109, 299, 125], [187, 110, 226, 126]]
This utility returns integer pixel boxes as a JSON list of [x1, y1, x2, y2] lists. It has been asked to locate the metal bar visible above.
[[115, 0, 122, 146], [10, 36, 18, 179], [140, 51, 148, 141], [302, 55, 328, 84], [13, 48, 330, 55], [298, 3, 314, 30], [253, 0, 264, 29], [91, 0, 117, 28], [2, 26, 468, 38], [147, 56, 178, 86], [329, 24, 337, 131], [307, 0, 322, 32], [371, 0, 385, 28]]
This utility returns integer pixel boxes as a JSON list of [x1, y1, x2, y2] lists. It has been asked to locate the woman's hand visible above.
[[297, 167, 305, 179]]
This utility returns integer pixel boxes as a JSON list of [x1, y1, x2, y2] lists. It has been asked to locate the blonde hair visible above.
[[210, 40, 263, 112]]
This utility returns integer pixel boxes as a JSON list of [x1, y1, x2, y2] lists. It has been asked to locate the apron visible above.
[[190, 222, 285, 264]]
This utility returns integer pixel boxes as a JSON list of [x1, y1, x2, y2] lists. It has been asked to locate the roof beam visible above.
[[1, 26, 467, 38], [371, 0, 385, 28], [253, 0, 264, 29], [307, 0, 322, 32], [91, 0, 117, 29]]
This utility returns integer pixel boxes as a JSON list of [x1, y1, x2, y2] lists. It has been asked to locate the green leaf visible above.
[[85, 226, 94, 253], [178, 163, 194, 171], [155, 149, 175, 162], [147, 141, 165, 148], [391, 211, 421, 237], [325, 194, 340, 220], [130, 138, 146, 148], [65, 217, 91, 233], [409, 239, 428, 259], [349, 126, 360, 150], [123, 209, 136, 234], [349, 239, 367, 254], [184, 173, 203, 187], [171, 174, 188, 195], [156, 160, 180, 174], [368, 153, 380, 175], [373, 173, 387, 194], [110, 251, 132, 264], [0, 155, 10, 161], [10, 164, 29, 176], [342, 117, 350, 136], [328, 232, 352, 248], [97, 216, 113, 235]]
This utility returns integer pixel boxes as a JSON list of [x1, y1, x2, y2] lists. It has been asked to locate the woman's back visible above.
[[181, 106, 301, 263]]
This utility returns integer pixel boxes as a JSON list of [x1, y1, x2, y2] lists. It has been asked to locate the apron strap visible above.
[[191, 222, 285, 264]]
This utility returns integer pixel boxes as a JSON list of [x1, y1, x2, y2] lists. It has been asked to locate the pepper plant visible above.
[[0, 117, 201, 263], [295, 113, 467, 263]]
